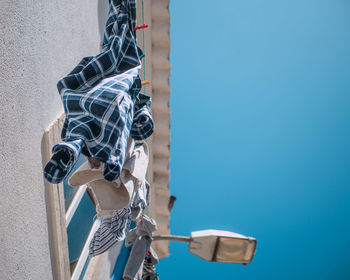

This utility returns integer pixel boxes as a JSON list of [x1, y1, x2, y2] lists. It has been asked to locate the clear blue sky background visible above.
[[157, 1, 350, 279]]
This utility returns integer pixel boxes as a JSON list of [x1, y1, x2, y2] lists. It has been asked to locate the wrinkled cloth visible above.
[[131, 94, 154, 140], [44, 0, 144, 184], [89, 140, 149, 217], [68, 138, 149, 217], [62, 68, 141, 183], [123, 215, 157, 280], [44, 139, 83, 183], [142, 247, 159, 280], [129, 181, 149, 221], [89, 182, 148, 257]]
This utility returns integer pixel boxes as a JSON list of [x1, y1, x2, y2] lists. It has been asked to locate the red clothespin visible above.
[[134, 24, 149, 31]]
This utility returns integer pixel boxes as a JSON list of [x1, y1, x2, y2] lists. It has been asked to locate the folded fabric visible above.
[[68, 138, 149, 217], [123, 215, 157, 280], [44, 0, 144, 184], [89, 182, 148, 258], [131, 94, 154, 140], [43, 139, 83, 183]]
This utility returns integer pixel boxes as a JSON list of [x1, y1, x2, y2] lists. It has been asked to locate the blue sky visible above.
[[157, 1, 350, 279]]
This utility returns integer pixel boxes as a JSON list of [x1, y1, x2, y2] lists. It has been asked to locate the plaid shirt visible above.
[[44, 0, 153, 183], [131, 93, 154, 140], [57, 0, 140, 93]]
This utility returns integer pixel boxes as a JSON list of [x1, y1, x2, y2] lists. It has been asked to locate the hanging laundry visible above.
[[89, 182, 148, 258], [44, 0, 153, 184], [69, 137, 149, 217], [123, 215, 157, 280]]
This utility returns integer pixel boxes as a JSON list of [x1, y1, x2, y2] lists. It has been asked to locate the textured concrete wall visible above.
[[0, 1, 100, 279]]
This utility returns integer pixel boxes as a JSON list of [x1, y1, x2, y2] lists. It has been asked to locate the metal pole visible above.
[[153, 235, 191, 243]]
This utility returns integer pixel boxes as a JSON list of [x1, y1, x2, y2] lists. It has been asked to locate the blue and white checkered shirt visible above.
[[44, 0, 153, 183]]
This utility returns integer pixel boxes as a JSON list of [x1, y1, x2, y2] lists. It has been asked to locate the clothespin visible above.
[[141, 80, 150, 86], [134, 24, 149, 31]]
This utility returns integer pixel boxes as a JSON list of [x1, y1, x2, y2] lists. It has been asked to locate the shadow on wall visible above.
[[98, 0, 110, 44]]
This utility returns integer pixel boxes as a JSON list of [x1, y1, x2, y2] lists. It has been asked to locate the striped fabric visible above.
[[44, 0, 153, 183], [89, 182, 148, 257], [89, 207, 132, 258]]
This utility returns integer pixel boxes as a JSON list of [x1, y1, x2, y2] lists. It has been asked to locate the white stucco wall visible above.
[[0, 1, 101, 279]]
